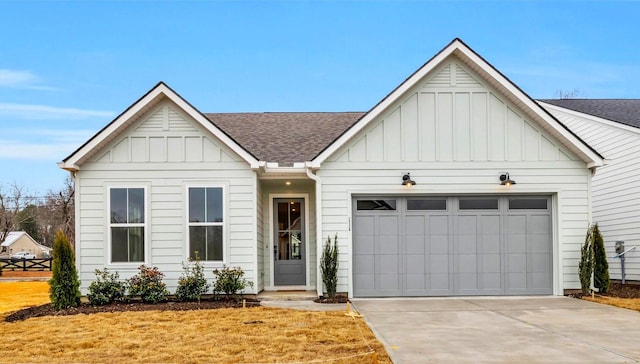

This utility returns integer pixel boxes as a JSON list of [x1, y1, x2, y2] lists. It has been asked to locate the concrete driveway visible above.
[[352, 297, 640, 363]]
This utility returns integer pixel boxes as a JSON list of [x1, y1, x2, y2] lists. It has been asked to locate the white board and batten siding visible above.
[[545, 104, 640, 281], [75, 100, 258, 294], [318, 57, 593, 295]]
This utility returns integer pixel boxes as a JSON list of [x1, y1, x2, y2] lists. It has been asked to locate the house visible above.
[[58, 38, 604, 297], [539, 99, 640, 282], [0, 231, 52, 258]]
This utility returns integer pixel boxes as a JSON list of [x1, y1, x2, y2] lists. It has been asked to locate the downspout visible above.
[[305, 165, 323, 297]]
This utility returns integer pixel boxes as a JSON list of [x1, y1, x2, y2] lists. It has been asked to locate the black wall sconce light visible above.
[[402, 173, 416, 187], [499, 172, 516, 187]]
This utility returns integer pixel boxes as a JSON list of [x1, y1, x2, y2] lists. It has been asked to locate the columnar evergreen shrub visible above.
[[49, 230, 81, 310], [127, 265, 169, 304], [320, 234, 339, 298], [592, 224, 610, 293], [212, 265, 253, 300], [176, 254, 210, 302], [87, 268, 125, 305], [579, 225, 595, 295]]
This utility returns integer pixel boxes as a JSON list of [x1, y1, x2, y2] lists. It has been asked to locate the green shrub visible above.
[[320, 234, 339, 298], [579, 225, 595, 295], [592, 224, 610, 293], [126, 265, 169, 304], [87, 268, 126, 305], [212, 265, 253, 300], [176, 254, 210, 302], [49, 230, 81, 310]]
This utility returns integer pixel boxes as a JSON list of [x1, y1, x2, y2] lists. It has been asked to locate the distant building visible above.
[[0, 231, 52, 258]]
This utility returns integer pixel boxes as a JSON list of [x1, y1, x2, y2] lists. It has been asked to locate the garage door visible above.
[[352, 196, 552, 297]]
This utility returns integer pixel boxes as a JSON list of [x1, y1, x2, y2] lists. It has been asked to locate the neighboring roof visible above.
[[1, 231, 50, 251], [59, 82, 260, 170], [539, 99, 640, 129], [310, 38, 604, 168], [206, 112, 364, 166]]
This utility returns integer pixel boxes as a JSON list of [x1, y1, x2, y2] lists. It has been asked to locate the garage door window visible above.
[[459, 198, 498, 210], [407, 199, 447, 210], [509, 198, 547, 210], [357, 200, 396, 210]]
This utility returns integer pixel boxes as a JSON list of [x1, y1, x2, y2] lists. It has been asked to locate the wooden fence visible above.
[[0, 258, 52, 275]]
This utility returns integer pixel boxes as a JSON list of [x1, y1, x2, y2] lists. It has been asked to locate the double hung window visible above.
[[188, 187, 224, 261], [110, 188, 145, 262]]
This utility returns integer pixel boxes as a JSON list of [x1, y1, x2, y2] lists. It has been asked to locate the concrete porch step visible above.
[[257, 290, 318, 301]]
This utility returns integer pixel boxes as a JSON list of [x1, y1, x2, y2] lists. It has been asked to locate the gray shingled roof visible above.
[[205, 112, 365, 165], [540, 99, 640, 129]]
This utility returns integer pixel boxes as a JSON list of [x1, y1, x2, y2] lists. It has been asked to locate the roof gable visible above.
[[1, 231, 45, 249], [59, 82, 260, 171], [310, 38, 604, 168]]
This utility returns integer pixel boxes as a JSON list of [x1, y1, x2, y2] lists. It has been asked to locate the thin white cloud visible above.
[[0, 140, 74, 160], [0, 69, 59, 90], [0, 103, 114, 120]]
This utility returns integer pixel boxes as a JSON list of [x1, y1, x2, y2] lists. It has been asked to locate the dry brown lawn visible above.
[[0, 282, 391, 364], [584, 295, 640, 312]]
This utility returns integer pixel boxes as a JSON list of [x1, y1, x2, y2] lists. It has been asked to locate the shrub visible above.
[[320, 234, 339, 298], [87, 268, 126, 305], [212, 265, 253, 300], [592, 224, 610, 293], [176, 254, 210, 302], [49, 230, 81, 310], [126, 265, 169, 304], [579, 225, 595, 295]]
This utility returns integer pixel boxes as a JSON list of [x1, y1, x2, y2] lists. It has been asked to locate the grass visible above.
[[0, 282, 391, 364], [584, 295, 640, 312]]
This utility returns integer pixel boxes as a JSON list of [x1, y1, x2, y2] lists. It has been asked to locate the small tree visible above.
[[49, 230, 81, 310], [320, 234, 339, 298], [592, 224, 610, 293], [579, 225, 595, 295]]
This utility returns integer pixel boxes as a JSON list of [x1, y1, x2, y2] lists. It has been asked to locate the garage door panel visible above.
[[458, 235, 478, 254], [378, 235, 399, 255], [429, 215, 449, 235], [379, 216, 399, 235], [406, 235, 425, 255], [430, 235, 449, 254], [353, 195, 552, 297]]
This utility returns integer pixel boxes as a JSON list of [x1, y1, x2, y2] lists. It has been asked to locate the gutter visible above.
[[305, 163, 323, 297]]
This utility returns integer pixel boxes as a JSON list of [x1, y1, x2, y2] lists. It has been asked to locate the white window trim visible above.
[[185, 184, 227, 264], [106, 185, 149, 266]]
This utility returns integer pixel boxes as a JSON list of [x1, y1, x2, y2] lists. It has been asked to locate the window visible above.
[[110, 188, 145, 263], [459, 198, 499, 210], [407, 199, 447, 211], [356, 200, 397, 211], [188, 187, 224, 261], [509, 198, 548, 210]]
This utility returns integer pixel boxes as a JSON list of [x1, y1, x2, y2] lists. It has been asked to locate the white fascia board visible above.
[[540, 102, 640, 136], [61, 83, 260, 169]]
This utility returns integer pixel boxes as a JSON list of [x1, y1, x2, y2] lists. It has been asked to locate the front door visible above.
[[274, 198, 306, 285]]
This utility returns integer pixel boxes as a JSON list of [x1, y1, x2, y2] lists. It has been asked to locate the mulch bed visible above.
[[567, 280, 640, 299], [314, 295, 349, 304], [5, 298, 261, 323]]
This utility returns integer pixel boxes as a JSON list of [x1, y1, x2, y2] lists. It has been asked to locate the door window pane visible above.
[[276, 201, 303, 261], [407, 199, 447, 210], [357, 200, 397, 210], [459, 198, 499, 210], [509, 198, 548, 210]]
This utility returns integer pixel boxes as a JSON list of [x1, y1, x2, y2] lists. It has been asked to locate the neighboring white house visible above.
[[0, 231, 52, 258], [540, 100, 640, 282], [59, 38, 604, 297]]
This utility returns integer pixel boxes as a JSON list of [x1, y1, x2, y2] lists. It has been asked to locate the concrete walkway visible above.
[[352, 296, 640, 363]]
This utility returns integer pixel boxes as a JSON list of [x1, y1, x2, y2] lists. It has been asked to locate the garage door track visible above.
[[352, 297, 640, 363]]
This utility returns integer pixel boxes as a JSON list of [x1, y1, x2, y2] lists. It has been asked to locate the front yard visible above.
[[0, 282, 391, 363]]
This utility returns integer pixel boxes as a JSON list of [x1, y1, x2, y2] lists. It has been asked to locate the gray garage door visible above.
[[353, 196, 552, 297]]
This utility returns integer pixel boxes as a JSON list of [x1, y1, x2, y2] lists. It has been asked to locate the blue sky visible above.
[[1, 0, 638, 196]]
